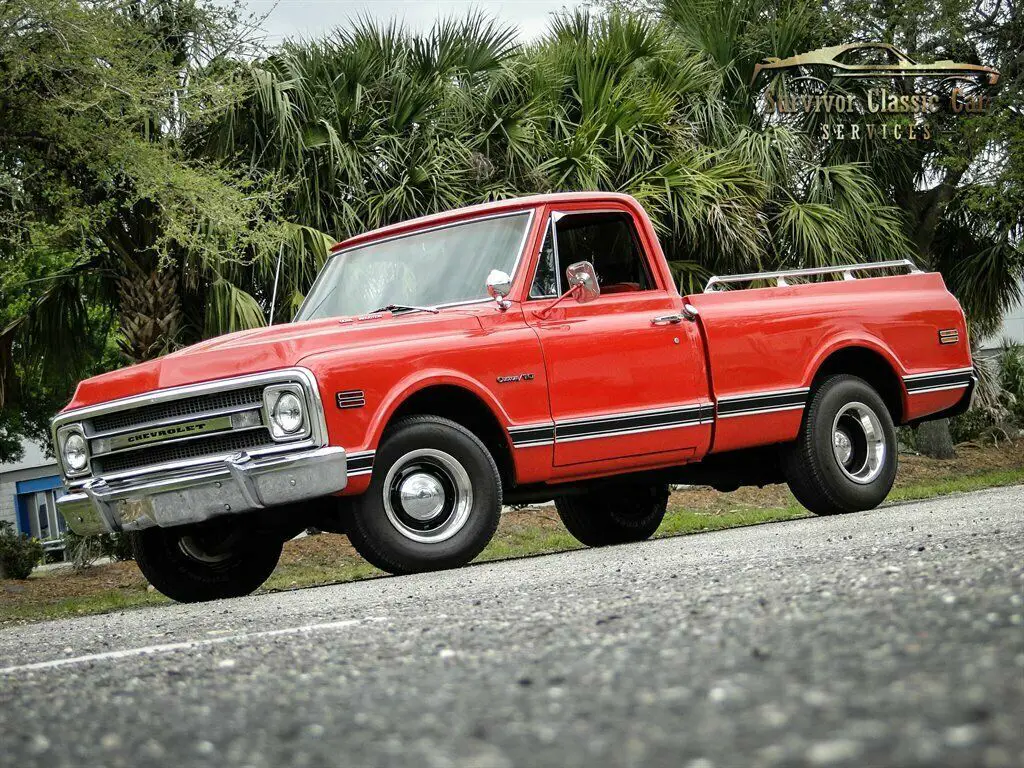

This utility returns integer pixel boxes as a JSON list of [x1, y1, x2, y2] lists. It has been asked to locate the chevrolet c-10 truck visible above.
[[51, 192, 974, 602]]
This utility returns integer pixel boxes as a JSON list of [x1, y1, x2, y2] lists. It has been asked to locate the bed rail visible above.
[[703, 259, 920, 293]]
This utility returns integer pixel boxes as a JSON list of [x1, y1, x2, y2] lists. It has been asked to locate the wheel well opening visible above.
[[812, 347, 904, 424], [387, 386, 515, 489]]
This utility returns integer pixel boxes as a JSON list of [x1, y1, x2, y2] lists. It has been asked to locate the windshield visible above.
[[295, 211, 532, 321]]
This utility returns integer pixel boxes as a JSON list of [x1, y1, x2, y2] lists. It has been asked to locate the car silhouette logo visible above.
[[751, 43, 999, 87]]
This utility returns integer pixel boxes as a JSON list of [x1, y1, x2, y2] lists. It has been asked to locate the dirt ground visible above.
[[3, 439, 1022, 613]]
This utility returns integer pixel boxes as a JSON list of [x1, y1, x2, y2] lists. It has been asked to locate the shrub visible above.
[[64, 531, 135, 571], [999, 342, 1024, 425], [897, 425, 918, 452], [950, 408, 995, 443], [0, 521, 44, 579]]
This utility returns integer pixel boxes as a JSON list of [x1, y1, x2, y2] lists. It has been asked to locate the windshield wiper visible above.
[[371, 303, 440, 315]]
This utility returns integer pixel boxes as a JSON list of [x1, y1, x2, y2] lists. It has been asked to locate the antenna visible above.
[[268, 245, 283, 326]]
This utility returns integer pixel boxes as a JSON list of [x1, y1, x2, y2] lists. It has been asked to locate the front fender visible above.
[[366, 369, 516, 449]]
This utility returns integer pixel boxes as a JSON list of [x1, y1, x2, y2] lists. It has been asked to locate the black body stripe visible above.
[[716, 390, 808, 416], [503, 367, 973, 450], [348, 452, 375, 472], [904, 371, 973, 392], [509, 404, 712, 447], [508, 425, 556, 446], [556, 406, 705, 439]]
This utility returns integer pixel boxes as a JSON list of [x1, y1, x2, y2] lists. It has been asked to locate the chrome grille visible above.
[[94, 428, 272, 474], [54, 369, 324, 484], [90, 387, 264, 434]]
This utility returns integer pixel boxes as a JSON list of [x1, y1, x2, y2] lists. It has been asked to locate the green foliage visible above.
[[949, 344, 1024, 443], [1, 0, 1021, 457], [648, 0, 1023, 340], [999, 342, 1024, 424], [63, 531, 135, 571], [0, 521, 44, 580], [0, 0, 322, 451], [950, 408, 996, 443], [199, 6, 912, 305]]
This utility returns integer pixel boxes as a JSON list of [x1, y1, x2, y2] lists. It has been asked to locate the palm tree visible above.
[[659, 0, 1024, 456], [203, 8, 911, 307], [1, 1, 330, 374], [0, 0, 335, 462], [196, 14, 525, 322]]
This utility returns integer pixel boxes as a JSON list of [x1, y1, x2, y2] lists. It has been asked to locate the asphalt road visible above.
[[1, 487, 1022, 768]]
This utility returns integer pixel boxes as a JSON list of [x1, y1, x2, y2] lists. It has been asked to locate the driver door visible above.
[[524, 209, 712, 468]]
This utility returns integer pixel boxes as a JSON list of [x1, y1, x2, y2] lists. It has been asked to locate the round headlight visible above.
[[272, 392, 304, 434], [63, 432, 88, 472]]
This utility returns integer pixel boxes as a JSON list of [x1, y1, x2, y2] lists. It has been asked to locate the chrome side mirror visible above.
[[486, 269, 512, 311], [565, 261, 600, 304]]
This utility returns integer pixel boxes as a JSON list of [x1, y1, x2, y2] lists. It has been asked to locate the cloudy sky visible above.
[[243, 1, 591, 44]]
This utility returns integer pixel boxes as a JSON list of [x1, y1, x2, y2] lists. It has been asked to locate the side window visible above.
[[555, 212, 653, 294], [530, 219, 558, 299]]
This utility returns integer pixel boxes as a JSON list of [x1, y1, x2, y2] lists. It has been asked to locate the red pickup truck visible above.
[[52, 192, 974, 602]]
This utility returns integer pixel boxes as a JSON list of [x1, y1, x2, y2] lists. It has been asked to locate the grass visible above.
[[0, 589, 172, 625], [888, 467, 1024, 501], [263, 560, 381, 592], [655, 504, 808, 536], [2, 463, 1023, 627]]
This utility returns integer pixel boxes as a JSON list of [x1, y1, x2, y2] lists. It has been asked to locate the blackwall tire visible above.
[[555, 483, 669, 547], [783, 374, 898, 515], [130, 522, 282, 603], [346, 416, 502, 575]]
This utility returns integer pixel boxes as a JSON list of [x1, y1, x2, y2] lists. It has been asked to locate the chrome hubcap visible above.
[[398, 473, 446, 521], [831, 402, 886, 484], [832, 430, 853, 465], [383, 448, 473, 543]]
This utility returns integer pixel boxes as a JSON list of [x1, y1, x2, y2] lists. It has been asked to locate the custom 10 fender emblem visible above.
[[496, 373, 535, 384]]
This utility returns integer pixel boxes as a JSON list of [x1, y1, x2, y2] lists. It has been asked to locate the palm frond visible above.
[[204, 278, 267, 336]]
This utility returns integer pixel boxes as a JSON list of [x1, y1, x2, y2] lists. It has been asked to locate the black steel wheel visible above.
[[783, 374, 898, 515], [555, 482, 669, 547], [346, 416, 502, 575], [130, 521, 282, 603]]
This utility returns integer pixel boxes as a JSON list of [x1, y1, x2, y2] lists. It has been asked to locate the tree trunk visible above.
[[117, 268, 183, 363], [913, 167, 967, 260], [916, 418, 956, 459]]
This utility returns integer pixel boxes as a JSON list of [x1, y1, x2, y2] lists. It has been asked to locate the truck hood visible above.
[[64, 311, 482, 411]]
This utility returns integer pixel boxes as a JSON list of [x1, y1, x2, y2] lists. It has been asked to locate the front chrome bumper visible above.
[[56, 447, 348, 536]]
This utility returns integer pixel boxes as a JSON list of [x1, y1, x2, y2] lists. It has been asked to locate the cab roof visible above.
[[331, 191, 640, 252]]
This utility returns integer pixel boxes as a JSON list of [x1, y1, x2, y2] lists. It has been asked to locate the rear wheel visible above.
[[783, 374, 898, 515], [130, 521, 283, 603], [555, 482, 669, 547], [347, 416, 502, 574]]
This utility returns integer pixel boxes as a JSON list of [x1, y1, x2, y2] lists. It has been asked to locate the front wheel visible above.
[[130, 521, 283, 603], [783, 374, 898, 515], [346, 416, 502, 575], [555, 483, 669, 547]]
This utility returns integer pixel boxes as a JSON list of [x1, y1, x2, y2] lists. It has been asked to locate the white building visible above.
[[980, 280, 1024, 353]]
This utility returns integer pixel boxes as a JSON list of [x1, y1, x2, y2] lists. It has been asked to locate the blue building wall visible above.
[[14, 475, 63, 536]]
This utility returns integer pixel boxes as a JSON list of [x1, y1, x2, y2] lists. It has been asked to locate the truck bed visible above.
[[688, 271, 972, 454]]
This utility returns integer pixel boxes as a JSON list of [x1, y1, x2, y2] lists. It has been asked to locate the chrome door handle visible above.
[[652, 304, 700, 325], [652, 314, 683, 325]]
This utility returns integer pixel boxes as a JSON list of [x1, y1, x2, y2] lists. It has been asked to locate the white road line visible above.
[[0, 618, 380, 675]]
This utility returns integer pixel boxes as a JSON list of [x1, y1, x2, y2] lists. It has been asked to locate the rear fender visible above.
[[802, 335, 909, 417]]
